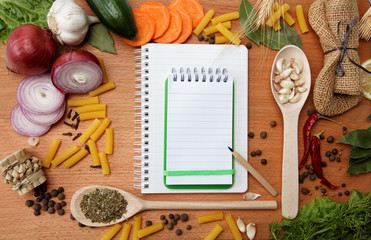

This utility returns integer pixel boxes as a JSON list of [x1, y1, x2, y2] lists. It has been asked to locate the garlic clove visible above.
[[280, 68, 294, 79], [291, 58, 303, 74], [297, 87, 307, 93], [273, 82, 282, 92], [246, 223, 256, 240], [243, 192, 261, 201], [279, 94, 290, 104], [289, 92, 301, 103], [237, 217, 246, 233], [273, 75, 282, 83], [275, 58, 285, 73], [278, 88, 291, 95], [294, 78, 305, 87], [279, 79, 295, 89], [289, 88, 296, 100], [289, 71, 300, 81]]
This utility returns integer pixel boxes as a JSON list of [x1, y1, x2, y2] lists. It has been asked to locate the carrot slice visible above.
[[172, 9, 192, 44], [169, 0, 204, 29], [154, 8, 182, 43], [122, 10, 155, 47], [139, 2, 170, 39]]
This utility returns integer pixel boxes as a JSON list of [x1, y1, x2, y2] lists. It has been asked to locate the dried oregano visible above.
[[80, 188, 127, 223]]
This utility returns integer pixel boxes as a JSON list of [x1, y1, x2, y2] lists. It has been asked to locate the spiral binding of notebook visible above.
[[132, 43, 248, 193], [134, 47, 150, 190]]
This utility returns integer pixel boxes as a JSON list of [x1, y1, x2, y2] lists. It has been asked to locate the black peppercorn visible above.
[[261, 159, 267, 165], [209, 34, 215, 40], [315, 185, 319, 190], [175, 229, 183, 236], [321, 188, 327, 193], [45, 193, 51, 200], [58, 193, 65, 200], [198, 35, 204, 41], [246, 42, 252, 49], [42, 205, 49, 211], [169, 214, 174, 219], [309, 175, 316, 181], [255, 150, 262, 156], [42, 198, 49, 206], [327, 136, 335, 143], [270, 121, 277, 127], [325, 151, 332, 157], [305, 164, 310, 169], [163, 219, 168, 225], [338, 192, 343, 196], [260, 131, 267, 138], [145, 220, 152, 226], [34, 210, 41, 216], [34, 191, 40, 197], [167, 224, 174, 230], [341, 183, 346, 187], [332, 148, 338, 155], [303, 172, 309, 178], [55, 203, 62, 210], [329, 155, 336, 161], [299, 174, 304, 183], [308, 168, 315, 175], [344, 190, 350, 195], [51, 189, 59, 197], [321, 161, 327, 167], [61, 201, 67, 207], [48, 207, 55, 214], [336, 157, 341, 162], [25, 200, 34, 207], [78, 222, 85, 227], [57, 209, 65, 216], [57, 187, 64, 193], [186, 225, 192, 230], [48, 200, 55, 208], [160, 215, 166, 220], [250, 151, 256, 157], [70, 214, 76, 221], [301, 187, 310, 195], [174, 214, 180, 220], [171, 219, 178, 225], [33, 204, 41, 211], [180, 214, 189, 222], [248, 132, 254, 138], [36, 197, 42, 202], [209, 39, 215, 44]]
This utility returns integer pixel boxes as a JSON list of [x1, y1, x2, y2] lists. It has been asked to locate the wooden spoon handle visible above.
[[281, 113, 299, 219], [142, 200, 277, 210]]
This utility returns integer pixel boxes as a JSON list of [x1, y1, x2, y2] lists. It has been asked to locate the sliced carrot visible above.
[[122, 10, 155, 47], [169, 0, 204, 29], [172, 9, 192, 44], [139, 2, 170, 39], [154, 8, 182, 43]]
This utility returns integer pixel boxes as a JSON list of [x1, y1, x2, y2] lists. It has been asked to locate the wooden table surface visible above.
[[0, 0, 370, 239]]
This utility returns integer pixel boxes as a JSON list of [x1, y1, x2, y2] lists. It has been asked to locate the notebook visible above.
[[134, 44, 248, 193], [164, 68, 234, 188]]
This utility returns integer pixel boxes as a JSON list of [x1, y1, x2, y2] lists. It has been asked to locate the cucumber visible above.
[[85, 0, 137, 40]]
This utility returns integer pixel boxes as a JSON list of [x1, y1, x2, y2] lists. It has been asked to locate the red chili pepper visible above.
[[299, 113, 319, 169], [311, 131, 338, 190]]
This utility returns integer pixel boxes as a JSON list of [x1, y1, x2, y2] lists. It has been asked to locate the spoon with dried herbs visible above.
[[71, 185, 278, 227], [270, 45, 311, 219]]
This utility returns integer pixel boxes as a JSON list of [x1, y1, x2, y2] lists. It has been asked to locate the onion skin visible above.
[[51, 50, 103, 94], [5, 24, 59, 76]]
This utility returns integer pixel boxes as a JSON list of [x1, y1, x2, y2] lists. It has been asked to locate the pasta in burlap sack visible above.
[[308, 0, 363, 117]]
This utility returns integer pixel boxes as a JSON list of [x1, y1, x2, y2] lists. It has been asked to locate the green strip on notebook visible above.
[[164, 169, 235, 176]]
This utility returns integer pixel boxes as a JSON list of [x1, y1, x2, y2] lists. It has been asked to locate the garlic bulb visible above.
[[47, 0, 99, 46]]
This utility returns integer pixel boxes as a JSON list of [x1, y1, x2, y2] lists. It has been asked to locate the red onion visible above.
[[51, 50, 103, 94], [17, 74, 65, 114], [11, 104, 51, 137], [5, 24, 58, 76], [22, 102, 65, 126]]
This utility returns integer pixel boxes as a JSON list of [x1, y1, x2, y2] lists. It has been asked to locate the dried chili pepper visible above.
[[311, 131, 338, 190], [299, 113, 342, 169], [299, 113, 319, 169]]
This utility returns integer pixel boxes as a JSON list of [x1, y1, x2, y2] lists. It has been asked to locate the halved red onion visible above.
[[17, 73, 65, 115], [51, 50, 103, 94], [11, 104, 51, 137], [22, 102, 65, 126]]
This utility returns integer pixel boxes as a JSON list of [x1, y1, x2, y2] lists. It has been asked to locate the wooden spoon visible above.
[[270, 45, 311, 219], [71, 185, 278, 227]]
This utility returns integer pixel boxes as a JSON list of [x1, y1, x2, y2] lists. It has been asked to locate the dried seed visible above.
[[260, 131, 267, 138], [327, 136, 335, 143], [301, 188, 310, 195], [62, 132, 73, 136], [25, 200, 34, 207], [145, 220, 152, 226], [270, 121, 277, 127], [72, 133, 82, 141], [180, 214, 189, 222], [67, 109, 73, 119], [248, 132, 254, 138], [63, 121, 74, 128], [261, 159, 267, 165], [198, 34, 204, 41], [246, 42, 252, 49], [175, 229, 182, 236], [72, 112, 79, 121]]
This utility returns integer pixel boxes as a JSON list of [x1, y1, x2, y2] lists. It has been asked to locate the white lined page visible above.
[[165, 77, 233, 185]]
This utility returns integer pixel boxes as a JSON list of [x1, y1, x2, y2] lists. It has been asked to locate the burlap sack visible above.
[[308, 0, 363, 117]]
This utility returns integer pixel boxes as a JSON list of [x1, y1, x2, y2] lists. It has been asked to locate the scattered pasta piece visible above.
[[67, 96, 99, 107], [99, 152, 110, 175], [119, 223, 132, 240], [51, 145, 80, 167], [204, 224, 224, 240], [193, 10, 215, 36], [100, 223, 122, 240], [296, 5, 309, 33], [216, 23, 241, 45], [132, 215, 142, 240], [225, 214, 242, 240], [78, 119, 102, 144], [105, 128, 114, 154], [215, 35, 229, 44], [266, 3, 289, 27], [88, 140, 100, 166], [91, 118, 111, 142], [89, 81, 115, 97], [198, 212, 224, 224], [79, 110, 106, 121], [42, 139, 61, 168], [137, 223, 163, 238], [203, 21, 231, 36], [211, 12, 239, 25], [64, 148, 89, 168], [77, 104, 107, 114]]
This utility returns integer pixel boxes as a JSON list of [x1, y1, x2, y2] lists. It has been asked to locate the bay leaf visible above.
[[347, 155, 371, 175], [86, 23, 117, 54], [337, 129, 371, 149], [239, 0, 302, 50], [349, 146, 371, 159]]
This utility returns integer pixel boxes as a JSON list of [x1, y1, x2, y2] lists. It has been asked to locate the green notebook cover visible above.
[[163, 73, 234, 189]]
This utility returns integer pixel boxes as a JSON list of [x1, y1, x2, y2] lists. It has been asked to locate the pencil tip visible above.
[[228, 146, 233, 152]]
